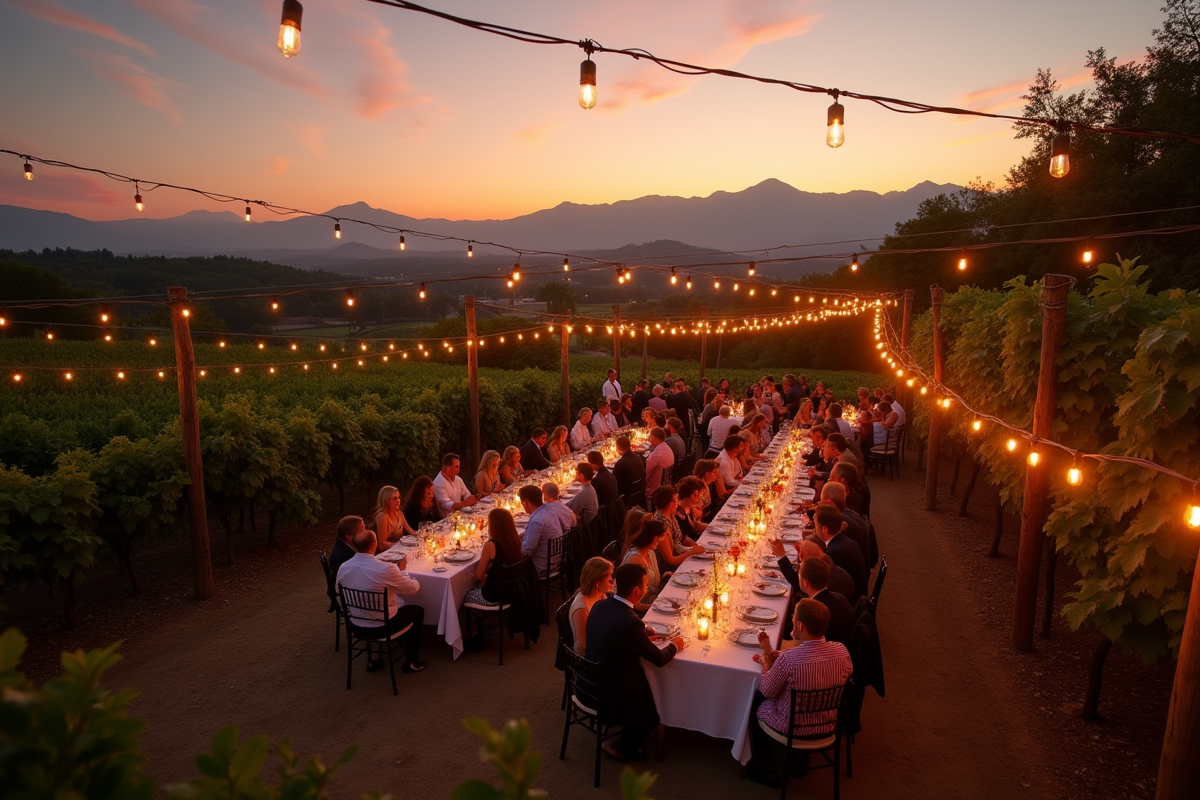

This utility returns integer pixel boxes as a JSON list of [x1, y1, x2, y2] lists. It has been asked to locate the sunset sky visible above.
[[0, 0, 1165, 223]]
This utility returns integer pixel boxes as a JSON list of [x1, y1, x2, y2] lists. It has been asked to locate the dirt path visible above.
[[92, 466, 1066, 799]]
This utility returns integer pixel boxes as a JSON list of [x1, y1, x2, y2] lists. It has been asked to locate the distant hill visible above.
[[0, 179, 959, 274]]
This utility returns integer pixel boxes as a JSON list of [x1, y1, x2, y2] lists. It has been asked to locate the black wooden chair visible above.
[[554, 598, 576, 710], [319, 551, 341, 652], [675, 453, 696, 485], [757, 682, 849, 799], [541, 533, 570, 616], [462, 557, 533, 665], [558, 643, 619, 788], [622, 476, 646, 510], [867, 426, 902, 480], [600, 498, 627, 552], [869, 556, 887, 615], [338, 585, 413, 696], [600, 539, 621, 563]]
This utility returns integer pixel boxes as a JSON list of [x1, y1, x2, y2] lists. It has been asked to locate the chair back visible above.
[[338, 585, 392, 629], [870, 555, 887, 613], [546, 533, 567, 579], [554, 597, 576, 671], [560, 643, 603, 711], [622, 476, 646, 509], [785, 682, 847, 744], [600, 539, 621, 563], [601, 498, 627, 548], [320, 551, 338, 613]]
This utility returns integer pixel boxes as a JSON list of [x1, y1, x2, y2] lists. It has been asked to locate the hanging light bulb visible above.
[[277, 0, 303, 58], [1049, 130, 1071, 178], [714, 280, 721, 290], [418, 283, 427, 300], [399, 235, 406, 251], [333, 221, 342, 239], [1082, 241, 1094, 265], [134, 184, 144, 212], [685, 274, 692, 290], [1028, 449, 1040, 467], [345, 289, 355, 307], [1187, 501, 1200, 529], [747, 262, 756, 277], [100, 307, 110, 323], [851, 253, 859, 272], [579, 52, 597, 110], [245, 204, 252, 222], [1006, 438, 1018, 452], [670, 268, 678, 285], [512, 263, 521, 282], [563, 257, 569, 271], [1067, 462, 1082, 486], [957, 251, 968, 271], [467, 243, 474, 257], [270, 296, 280, 312], [826, 94, 845, 148], [23, 160, 33, 181]]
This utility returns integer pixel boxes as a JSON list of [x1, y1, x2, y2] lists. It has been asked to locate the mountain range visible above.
[[0, 179, 959, 271]]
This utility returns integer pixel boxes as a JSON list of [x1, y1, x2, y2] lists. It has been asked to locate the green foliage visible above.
[[0, 412, 79, 476], [535, 281, 578, 315]]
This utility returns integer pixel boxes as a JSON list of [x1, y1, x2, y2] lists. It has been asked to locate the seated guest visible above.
[[541, 482, 578, 530], [335, 522, 426, 673], [651, 485, 704, 570], [612, 435, 646, 498], [590, 398, 618, 438], [830, 461, 866, 516], [520, 428, 551, 472], [372, 485, 408, 547], [571, 408, 595, 451], [616, 508, 648, 557], [464, 508, 523, 607], [798, 558, 854, 646], [813, 503, 868, 601], [693, 458, 729, 522], [675, 476, 709, 538], [826, 431, 865, 475], [587, 451, 619, 506], [433, 452, 477, 517], [329, 514, 360, 575], [402, 476, 439, 531], [821, 481, 870, 565], [827, 404, 854, 439], [794, 537, 857, 601], [566, 463, 600, 524], [873, 401, 900, 444], [520, 485, 571, 575], [648, 384, 667, 412], [546, 425, 571, 464], [640, 407, 658, 429], [569, 556, 615, 654], [717, 435, 745, 488], [707, 405, 742, 451], [745, 599, 852, 786], [499, 445, 525, 486], [699, 389, 721, 449], [474, 450, 503, 497], [620, 518, 670, 612], [614, 395, 634, 428], [644, 427, 675, 502], [794, 396, 815, 427], [664, 417, 687, 462], [882, 392, 906, 426], [582, 562, 685, 762]]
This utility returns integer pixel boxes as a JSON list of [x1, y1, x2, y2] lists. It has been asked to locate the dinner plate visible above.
[[432, 566, 448, 573], [444, 550, 475, 564], [706, 526, 732, 538], [781, 531, 803, 543], [758, 568, 786, 582], [737, 605, 779, 624], [652, 597, 683, 615], [399, 535, 419, 545], [729, 628, 763, 649], [646, 621, 680, 637], [726, 500, 747, 509], [671, 572, 704, 588], [691, 552, 715, 561], [752, 582, 788, 597]]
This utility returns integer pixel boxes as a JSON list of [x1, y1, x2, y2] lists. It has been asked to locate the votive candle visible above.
[[697, 617, 710, 640]]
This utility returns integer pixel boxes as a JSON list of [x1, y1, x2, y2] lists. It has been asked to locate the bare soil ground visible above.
[[2, 461, 1170, 799]]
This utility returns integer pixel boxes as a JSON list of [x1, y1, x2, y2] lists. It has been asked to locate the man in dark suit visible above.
[[665, 377, 695, 420], [611, 435, 645, 498], [329, 515, 360, 576], [814, 503, 868, 602], [799, 558, 854, 646], [820, 482, 870, 571], [630, 380, 650, 423], [583, 562, 685, 760], [520, 428, 550, 472], [587, 451, 619, 506]]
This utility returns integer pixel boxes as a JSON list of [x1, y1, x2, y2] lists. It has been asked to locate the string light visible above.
[[270, 296, 280, 311], [345, 289, 355, 307], [399, 234, 406, 250], [149, 338, 157, 346], [64, 372, 72, 381], [1006, 438, 1018, 452], [826, 94, 845, 148], [419, 283, 427, 299], [686, 274, 692, 290], [334, 221, 342, 239], [1187, 489, 1200, 529], [100, 308, 110, 323], [579, 47, 597, 110], [972, 419, 982, 432], [512, 263, 521, 282], [563, 257, 569, 271], [1067, 462, 1082, 486], [851, 253, 859, 272], [957, 250, 968, 271], [244, 204, 252, 222], [1028, 449, 1040, 467], [467, 243, 474, 257], [747, 262, 756, 277], [277, 0, 303, 58], [134, 184, 144, 213], [23, 160, 32, 180], [1049, 130, 1071, 178], [670, 267, 677, 285], [1082, 241, 1094, 265]]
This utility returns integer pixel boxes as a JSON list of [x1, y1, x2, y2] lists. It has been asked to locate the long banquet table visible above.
[[641, 426, 813, 764]]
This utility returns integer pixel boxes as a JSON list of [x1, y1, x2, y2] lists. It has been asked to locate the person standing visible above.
[[602, 368, 623, 405], [666, 377, 695, 420], [582, 562, 685, 761]]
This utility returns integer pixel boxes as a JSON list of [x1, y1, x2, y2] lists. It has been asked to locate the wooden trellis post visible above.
[[612, 304, 621, 383], [699, 306, 709, 381], [560, 312, 571, 426], [1157, 547, 1200, 800], [923, 286, 945, 511], [465, 296, 481, 470]]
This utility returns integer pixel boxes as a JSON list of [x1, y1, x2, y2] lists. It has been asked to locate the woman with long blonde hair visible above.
[[546, 425, 571, 464], [474, 449, 502, 496], [569, 557, 615, 654], [373, 485, 408, 546], [499, 445, 524, 486]]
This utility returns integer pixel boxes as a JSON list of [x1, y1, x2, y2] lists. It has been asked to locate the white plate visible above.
[[399, 535, 419, 545], [737, 605, 779, 624], [706, 527, 732, 538], [691, 552, 715, 561], [652, 598, 683, 615], [781, 532, 802, 543], [752, 582, 788, 597], [432, 566, 448, 573], [671, 572, 704, 588], [646, 621, 680, 637], [759, 568, 786, 582], [729, 629, 763, 649], [444, 550, 475, 564]]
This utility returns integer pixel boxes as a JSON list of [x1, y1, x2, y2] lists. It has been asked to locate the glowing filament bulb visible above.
[[1082, 246, 1094, 265], [851, 253, 859, 272], [277, 0, 302, 57], [1187, 504, 1200, 529], [1028, 450, 1040, 467], [670, 268, 677, 285], [24, 161, 33, 180], [563, 257, 569, 271], [270, 296, 280, 311], [334, 222, 342, 239], [972, 419, 982, 432], [345, 289, 354, 307], [134, 192, 144, 212], [826, 99, 845, 148], [1067, 466, 1082, 486], [1006, 438, 1018, 452], [467, 243, 474, 257], [748, 262, 756, 277], [958, 253, 968, 271], [245, 205, 252, 222], [579, 57, 597, 109], [65, 372, 73, 381], [1049, 131, 1071, 178], [419, 283, 427, 299], [399, 235, 406, 250]]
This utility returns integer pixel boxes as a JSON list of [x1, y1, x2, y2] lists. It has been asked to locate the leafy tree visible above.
[[315, 400, 384, 514], [0, 413, 78, 476], [535, 281, 578, 315]]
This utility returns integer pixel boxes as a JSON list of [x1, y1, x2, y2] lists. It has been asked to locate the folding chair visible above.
[[338, 585, 413, 696]]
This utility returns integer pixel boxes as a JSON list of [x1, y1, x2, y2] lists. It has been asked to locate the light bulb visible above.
[[345, 289, 354, 307], [686, 275, 692, 290], [670, 268, 677, 285], [277, 0, 302, 58], [467, 244, 473, 257], [958, 254, 968, 271], [270, 297, 280, 311], [1028, 450, 1040, 467], [24, 161, 33, 181], [972, 419, 982, 432], [1067, 466, 1082, 486], [1082, 246, 1093, 265], [826, 100, 845, 148], [419, 283, 426, 299], [1006, 438, 1018, 452], [1187, 504, 1200, 529], [563, 257, 569, 271], [134, 193, 144, 212], [245, 205, 252, 222], [851, 253, 859, 272], [579, 58, 597, 110], [1049, 131, 1071, 178], [748, 262, 756, 277], [714, 280, 721, 289], [512, 264, 521, 281], [334, 222, 342, 239], [399, 235, 406, 250]]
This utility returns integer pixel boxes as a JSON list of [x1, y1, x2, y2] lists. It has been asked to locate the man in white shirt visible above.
[[432, 452, 476, 517], [602, 368, 623, 404], [335, 520, 426, 672], [827, 404, 853, 439], [718, 435, 745, 487], [590, 398, 618, 438], [644, 426, 675, 502], [571, 408, 595, 451], [520, 485, 572, 574], [707, 405, 742, 451]]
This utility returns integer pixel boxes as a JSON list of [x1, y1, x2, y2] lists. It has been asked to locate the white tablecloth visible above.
[[641, 432, 804, 764], [378, 546, 479, 659]]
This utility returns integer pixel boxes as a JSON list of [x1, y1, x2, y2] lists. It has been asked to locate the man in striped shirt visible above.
[[746, 599, 853, 787]]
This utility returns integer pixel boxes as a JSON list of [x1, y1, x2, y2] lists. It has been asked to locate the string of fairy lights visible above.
[[872, 306, 1200, 528], [270, 0, 1200, 177]]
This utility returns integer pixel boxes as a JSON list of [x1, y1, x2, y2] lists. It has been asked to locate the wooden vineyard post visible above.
[[641, 329, 649, 381], [1156, 547, 1200, 800], [465, 296, 481, 471], [560, 312, 571, 426], [923, 286, 945, 511], [612, 304, 622, 384], [1011, 274, 1071, 652], [168, 287, 214, 601], [699, 307, 709, 381], [901, 289, 914, 416]]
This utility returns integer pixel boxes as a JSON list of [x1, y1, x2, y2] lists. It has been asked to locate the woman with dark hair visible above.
[[615, 393, 635, 427], [403, 476, 439, 528], [717, 377, 731, 396], [463, 508, 523, 606], [693, 458, 729, 522], [621, 518, 670, 612]]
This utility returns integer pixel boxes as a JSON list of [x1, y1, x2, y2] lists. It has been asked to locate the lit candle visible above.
[[737, 563, 747, 577], [720, 591, 729, 607], [703, 597, 714, 614], [697, 617, 710, 640], [726, 562, 736, 577]]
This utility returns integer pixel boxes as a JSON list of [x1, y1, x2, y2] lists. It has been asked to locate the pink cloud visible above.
[[0, 168, 124, 211], [83, 52, 182, 123], [960, 67, 1098, 116], [269, 156, 291, 175], [295, 125, 326, 156], [348, 14, 427, 119], [715, 2, 821, 63], [129, 0, 329, 99], [5, 0, 156, 56], [510, 122, 559, 146]]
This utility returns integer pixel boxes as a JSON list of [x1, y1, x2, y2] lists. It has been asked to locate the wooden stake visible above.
[[560, 312, 571, 426], [1156, 547, 1200, 799], [699, 306, 709, 381], [922, 286, 944, 511], [641, 329, 648, 381], [465, 296, 481, 471], [612, 304, 621, 384], [168, 286, 214, 601], [1012, 274, 1072, 652]]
